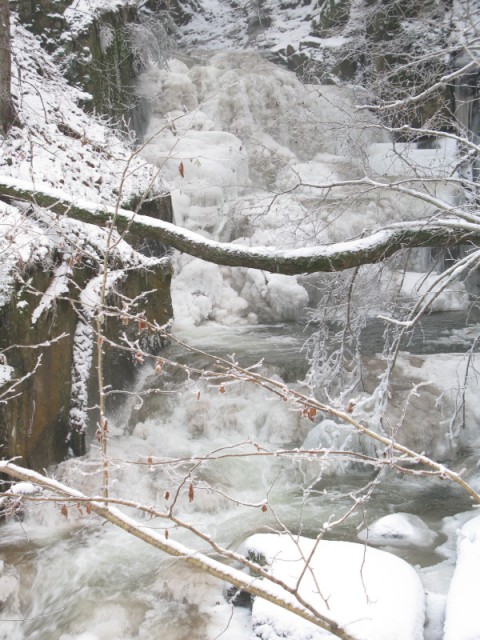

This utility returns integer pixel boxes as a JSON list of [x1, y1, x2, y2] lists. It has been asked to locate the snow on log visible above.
[[1, 175, 480, 275]]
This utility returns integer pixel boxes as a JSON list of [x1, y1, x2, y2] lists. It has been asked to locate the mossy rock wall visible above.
[[62, 6, 139, 127], [311, 0, 350, 38], [95, 261, 174, 429], [0, 253, 173, 470], [0, 260, 94, 469], [15, 0, 145, 127]]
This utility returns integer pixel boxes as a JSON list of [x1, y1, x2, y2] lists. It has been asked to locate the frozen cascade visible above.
[[1, 52, 480, 640], [136, 52, 465, 327]]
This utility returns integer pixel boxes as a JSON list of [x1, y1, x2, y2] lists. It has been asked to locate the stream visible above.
[[0, 314, 479, 639]]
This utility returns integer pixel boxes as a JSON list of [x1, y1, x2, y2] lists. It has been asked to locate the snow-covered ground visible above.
[[178, 0, 314, 52]]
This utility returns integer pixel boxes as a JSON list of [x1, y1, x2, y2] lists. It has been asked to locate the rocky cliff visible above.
[[0, 1, 175, 469]]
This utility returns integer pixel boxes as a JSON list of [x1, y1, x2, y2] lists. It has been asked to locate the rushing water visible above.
[[0, 315, 479, 639]]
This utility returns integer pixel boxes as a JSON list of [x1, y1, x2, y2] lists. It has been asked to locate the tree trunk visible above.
[[1, 176, 480, 275], [0, 0, 15, 133]]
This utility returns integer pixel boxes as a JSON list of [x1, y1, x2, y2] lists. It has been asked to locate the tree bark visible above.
[[1, 175, 480, 275], [0, 0, 15, 133]]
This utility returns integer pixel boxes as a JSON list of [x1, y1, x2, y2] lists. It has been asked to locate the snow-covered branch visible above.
[[357, 60, 478, 112], [1, 176, 479, 275], [0, 460, 355, 640]]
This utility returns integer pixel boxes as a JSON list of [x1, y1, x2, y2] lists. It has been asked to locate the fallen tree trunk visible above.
[[1, 175, 479, 275]]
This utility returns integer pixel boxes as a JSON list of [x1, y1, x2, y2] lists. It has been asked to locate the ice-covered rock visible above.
[[244, 533, 425, 640], [357, 512, 437, 548], [392, 270, 469, 312], [360, 353, 480, 460]]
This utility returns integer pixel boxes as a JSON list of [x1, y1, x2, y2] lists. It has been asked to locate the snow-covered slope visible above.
[[0, 15, 169, 302], [3, 18, 165, 206]]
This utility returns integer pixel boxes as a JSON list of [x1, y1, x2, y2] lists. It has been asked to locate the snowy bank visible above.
[[444, 514, 480, 640], [358, 513, 437, 549]]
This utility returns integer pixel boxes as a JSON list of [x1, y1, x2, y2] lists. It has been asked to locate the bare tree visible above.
[[0, 0, 15, 133]]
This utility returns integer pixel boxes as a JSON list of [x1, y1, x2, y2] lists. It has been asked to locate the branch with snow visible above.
[[0, 460, 356, 640], [1, 176, 479, 275]]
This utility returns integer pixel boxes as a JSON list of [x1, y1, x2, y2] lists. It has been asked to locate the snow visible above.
[[367, 140, 459, 181], [358, 352, 480, 460], [0, 365, 14, 388], [392, 270, 469, 312], [358, 513, 437, 548], [244, 533, 425, 640], [31, 260, 73, 325], [4, 15, 167, 207], [0, 15, 176, 455], [64, 0, 131, 35], [178, 0, 328, 58], [0, 201, 56, 308], [69, 268, 127, 435], [4, 482, 39, 496], [0, 481, 42, 515], [0, 16, 170, 315], [444, 515, 480, 640]]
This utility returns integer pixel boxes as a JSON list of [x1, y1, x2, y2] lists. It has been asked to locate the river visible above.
[[0, 313, 479, 639]]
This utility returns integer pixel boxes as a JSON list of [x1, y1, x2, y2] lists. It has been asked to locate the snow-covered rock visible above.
[[444, 514, 480, 640], [359, 352, 480, 461], [0, 363, 14, 388], [244, 533, 425, 640], [357, 513, 437, 548], [393, 271, 469, 313]]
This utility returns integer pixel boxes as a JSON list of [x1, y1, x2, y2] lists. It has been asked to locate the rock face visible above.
[[15, 0, 171, 128], [0, 1, 175, 470], [62, 5, 139, 128], [0, 263, 93, 469], [0, 251, 173, 469]]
